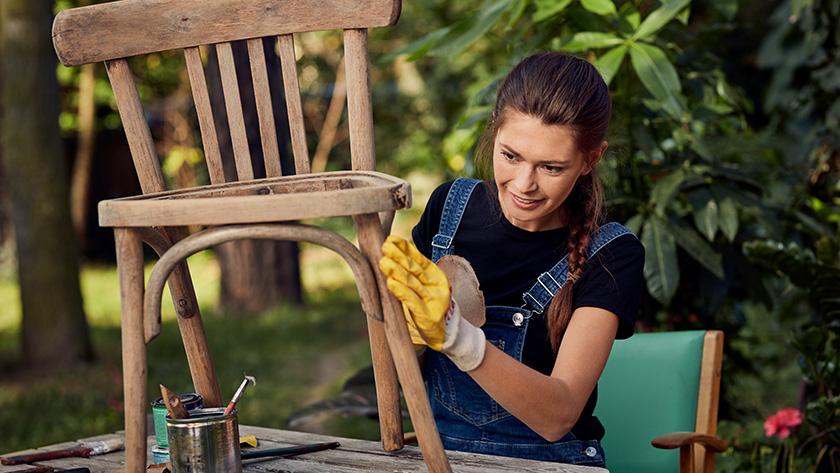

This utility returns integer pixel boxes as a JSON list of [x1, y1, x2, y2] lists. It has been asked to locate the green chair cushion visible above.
[[594, 330, 705, 473]]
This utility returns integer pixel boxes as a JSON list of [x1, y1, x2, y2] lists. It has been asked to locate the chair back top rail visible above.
[[53, 0, 401, 66]]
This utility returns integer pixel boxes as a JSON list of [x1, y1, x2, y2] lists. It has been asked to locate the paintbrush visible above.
[[160, 384, 189, 419], [223, 374, 256, 416], [240, 441, 340, 460], [1, 439, 123, 465]]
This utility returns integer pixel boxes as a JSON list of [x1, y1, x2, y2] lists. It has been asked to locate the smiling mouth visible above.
[[510, 193, 543, 207]]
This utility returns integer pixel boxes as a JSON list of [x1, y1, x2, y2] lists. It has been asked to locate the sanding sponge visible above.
[[437, 255, 486, 328]]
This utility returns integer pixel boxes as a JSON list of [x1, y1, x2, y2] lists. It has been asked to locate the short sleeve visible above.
[[573, 233, 645, 339], [411, 181, 454, 259]]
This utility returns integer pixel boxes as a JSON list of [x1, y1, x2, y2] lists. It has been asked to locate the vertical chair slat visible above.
[[343, 29, 375, 172], [184, 47, 226, 185], [215, 41, 254, 181], [277, 34, 310, 174], [246, 38, 283, 178], [105, 59, 166, 193]]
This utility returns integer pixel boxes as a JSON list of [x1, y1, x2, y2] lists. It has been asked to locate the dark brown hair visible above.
[[476, 52, 611, 351]]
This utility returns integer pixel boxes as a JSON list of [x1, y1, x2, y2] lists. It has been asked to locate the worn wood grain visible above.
[[143, 224, 383, 328], [98, 173, 411, 227], [184, 46, 225, 184], [354, 213, 451, 472], [101, 171, 405, 200], [114, 228, 147, 472], [53, 0, 401, 66], [344, 29, 375, 171], [247, 38, 282, 178], [216, 42, 254, 181], [696, 331, 724, 473], [1, 428, 604, 472], [3, 428, 607, 473], [277, 34, 310, 174], [136, 226, 222, 407], [105, 60, 165, 194]]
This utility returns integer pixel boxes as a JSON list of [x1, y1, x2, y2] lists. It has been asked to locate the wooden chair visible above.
[[594, 330, 728, 473], [52, 1, 452, 472]]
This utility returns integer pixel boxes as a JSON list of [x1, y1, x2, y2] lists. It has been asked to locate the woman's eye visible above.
[[501, 151, 517, 161], [543, 165, 563, 174]]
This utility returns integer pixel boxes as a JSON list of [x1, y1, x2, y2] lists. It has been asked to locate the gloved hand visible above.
[[379, 235, 486, 371]]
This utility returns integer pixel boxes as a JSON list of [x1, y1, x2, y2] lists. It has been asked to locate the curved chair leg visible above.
[[137, 222, 450, 471], [354, 213, 452, 473], [115, 228, 147, 473], [139, 227, 222, 407], [141, 224, 402, 453]]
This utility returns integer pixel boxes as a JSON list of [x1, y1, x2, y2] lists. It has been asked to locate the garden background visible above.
[[0, 0, 837, 471]]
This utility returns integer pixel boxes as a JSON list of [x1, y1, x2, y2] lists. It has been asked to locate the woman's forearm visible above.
[[468, 342, 581, 442]]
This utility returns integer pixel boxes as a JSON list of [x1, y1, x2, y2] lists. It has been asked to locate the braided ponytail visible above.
[[547, 172, 604, 351]]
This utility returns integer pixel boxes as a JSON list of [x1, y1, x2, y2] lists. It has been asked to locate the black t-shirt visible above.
[[411, 180, 645, 440]]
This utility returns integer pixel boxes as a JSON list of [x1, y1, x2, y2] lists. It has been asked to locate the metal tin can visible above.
[[167, 407, 242, 473], [151, 392, 203, 448], [151, 445, 170, 464]]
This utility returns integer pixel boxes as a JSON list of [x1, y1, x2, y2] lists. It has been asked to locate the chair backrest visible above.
[[594, 330, 724, 473], [52, 0, 401, 195]]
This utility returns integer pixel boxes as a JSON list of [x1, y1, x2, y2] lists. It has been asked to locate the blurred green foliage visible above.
[[386, 0, 838, 469], [3, 0, 838, 468]]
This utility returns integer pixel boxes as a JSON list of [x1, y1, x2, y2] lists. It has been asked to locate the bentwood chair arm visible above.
[[652, 431, 728, 473], [143, 224, 384, 343], [651, 431, 728, 452]]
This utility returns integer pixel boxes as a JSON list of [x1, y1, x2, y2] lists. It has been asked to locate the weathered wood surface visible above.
[[98, 172, 411, 227], [136, 227, 222, 407], [184, 47, 225, 185], [143, 224, 384, 327], [247, 38, 284, 179], [53, 0, 402, 66], [114, 229, 148, 472], [344, 29, 375, 172], [695, 331, 724, 473], [104, 59, 165, 194], [0, 427, 608, 472], [277, 34, 311, 175], [216, 41, 254, 181], [354, 213, 451, 471]]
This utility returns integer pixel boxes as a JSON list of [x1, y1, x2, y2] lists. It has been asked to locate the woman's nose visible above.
[[513, 167, 538, 193]]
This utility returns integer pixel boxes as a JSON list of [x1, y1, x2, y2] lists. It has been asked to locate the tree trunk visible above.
[[0, 0, 93, 366], [70, 62, 96, 249], [205, 38, 303, 314]]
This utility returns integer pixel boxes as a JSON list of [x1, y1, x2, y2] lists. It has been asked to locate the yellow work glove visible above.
[[379, 235, 486, 371], [379, 235, 450, 350]]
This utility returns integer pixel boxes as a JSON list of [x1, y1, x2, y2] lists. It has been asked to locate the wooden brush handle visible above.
[[1, 447, 92, 465], [160, 384, 189, 419]]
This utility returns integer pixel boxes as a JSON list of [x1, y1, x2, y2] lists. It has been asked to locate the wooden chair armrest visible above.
[[651, 432, 728, 452]]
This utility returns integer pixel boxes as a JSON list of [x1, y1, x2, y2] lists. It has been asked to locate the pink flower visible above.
[[764, 408, 803, 439]]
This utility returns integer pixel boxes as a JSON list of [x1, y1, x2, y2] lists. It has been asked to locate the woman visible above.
[[379, 52, 644, 467]]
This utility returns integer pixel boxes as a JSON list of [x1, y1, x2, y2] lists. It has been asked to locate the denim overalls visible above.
[[424, 178, 632, 466]]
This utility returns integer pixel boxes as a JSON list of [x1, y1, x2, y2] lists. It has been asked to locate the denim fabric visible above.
[[425, 307, 606, 465], [424, 177, 630, 466], [431, 178, 481, 262], [520, 221, 633, 315]]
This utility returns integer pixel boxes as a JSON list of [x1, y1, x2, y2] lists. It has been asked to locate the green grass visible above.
[[0, 252, 383, 452], [0, 171, 441, 453]]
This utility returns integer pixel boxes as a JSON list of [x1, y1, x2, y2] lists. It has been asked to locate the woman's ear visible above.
[[582, 141, 608, 175]]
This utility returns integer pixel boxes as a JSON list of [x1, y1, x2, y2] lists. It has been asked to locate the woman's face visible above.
[[492, 110, 604, 232]]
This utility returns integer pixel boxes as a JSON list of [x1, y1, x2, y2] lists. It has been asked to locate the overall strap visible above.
[[522, 222, 636, 314], [431, 178, 482, 262]]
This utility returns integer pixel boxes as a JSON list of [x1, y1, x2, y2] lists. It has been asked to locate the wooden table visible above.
[[1, 425, 607, 472]]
